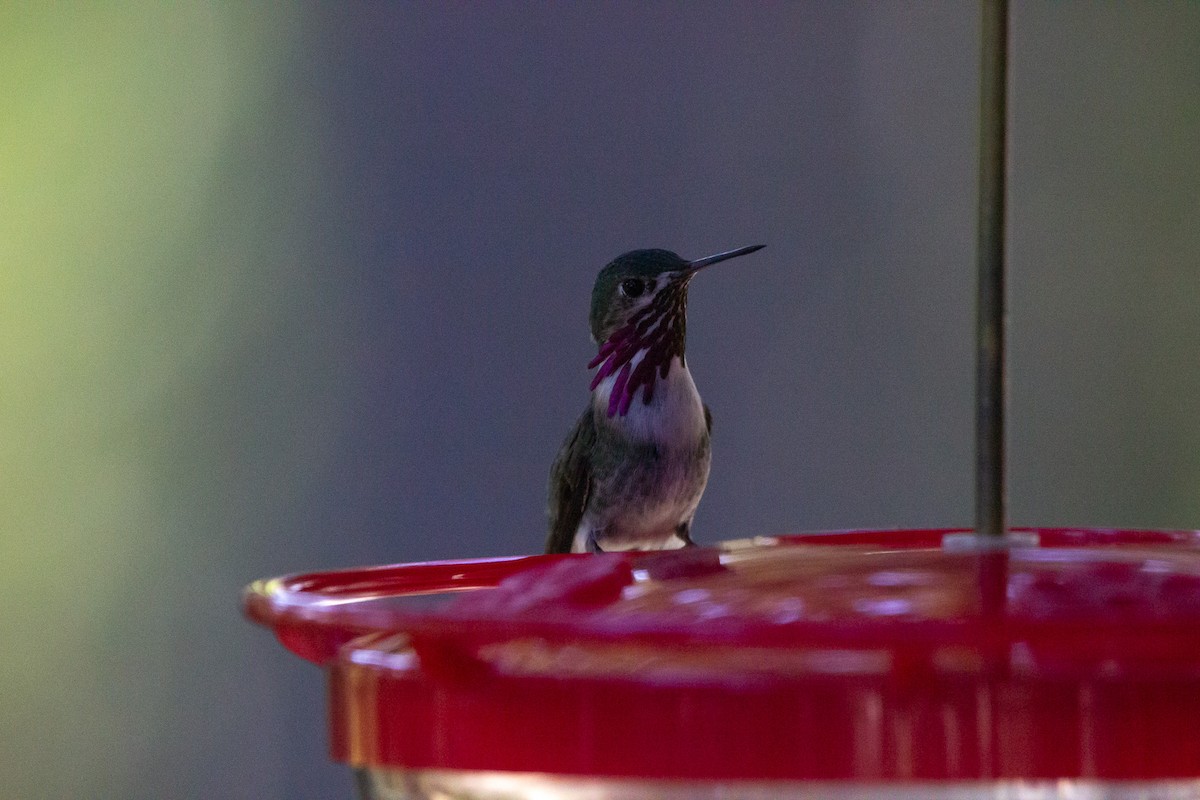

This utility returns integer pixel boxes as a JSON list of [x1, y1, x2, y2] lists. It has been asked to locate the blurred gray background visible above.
[[3, 3, 1198, 798]]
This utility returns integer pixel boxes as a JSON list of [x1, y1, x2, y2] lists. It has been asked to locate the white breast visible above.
[[592, 353, 707, 446]]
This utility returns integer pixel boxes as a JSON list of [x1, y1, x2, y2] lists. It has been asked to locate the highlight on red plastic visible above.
[[244, 528, 1200, 782], [242, 553, 584, 664]]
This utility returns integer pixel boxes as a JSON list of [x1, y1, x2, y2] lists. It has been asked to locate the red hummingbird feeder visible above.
[[244, 2, 1200, 797], [245, 529, 1200, 798]]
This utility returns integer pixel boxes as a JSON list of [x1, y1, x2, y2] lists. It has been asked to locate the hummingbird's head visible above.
[[587, 245, 764, 416], [588, 249, 690, 344]]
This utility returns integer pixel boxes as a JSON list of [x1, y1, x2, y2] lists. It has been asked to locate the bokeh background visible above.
[[3, 3, 1198, 797]]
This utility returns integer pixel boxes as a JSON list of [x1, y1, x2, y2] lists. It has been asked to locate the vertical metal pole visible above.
[[976, 0, 1008, 538]]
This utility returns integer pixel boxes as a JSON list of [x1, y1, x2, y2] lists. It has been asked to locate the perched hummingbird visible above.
[[545, 244, 765, 554]]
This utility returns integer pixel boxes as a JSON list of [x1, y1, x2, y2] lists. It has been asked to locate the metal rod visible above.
[[975, 0, 1008, 538]]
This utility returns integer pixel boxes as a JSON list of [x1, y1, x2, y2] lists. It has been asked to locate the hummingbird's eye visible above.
[[619, 278, 645, 298]]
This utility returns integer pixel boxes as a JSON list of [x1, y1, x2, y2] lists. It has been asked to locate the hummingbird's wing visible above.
[[545, 407, 596, 554]]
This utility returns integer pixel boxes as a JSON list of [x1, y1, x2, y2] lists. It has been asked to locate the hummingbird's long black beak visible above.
[[686, 244, 766, 274]]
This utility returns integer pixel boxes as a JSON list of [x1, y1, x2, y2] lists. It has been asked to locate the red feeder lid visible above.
[[244, 528, 1200, 782]]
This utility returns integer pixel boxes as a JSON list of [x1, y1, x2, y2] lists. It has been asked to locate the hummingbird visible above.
[[545, 244, 765, 554]]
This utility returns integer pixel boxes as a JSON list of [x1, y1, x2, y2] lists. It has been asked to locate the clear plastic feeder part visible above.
[[244, 529, 1200, 799]]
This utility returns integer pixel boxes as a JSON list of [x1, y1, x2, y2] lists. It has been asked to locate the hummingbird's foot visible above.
[[675, 523, 697, 548], [586, 533, 606, 554]]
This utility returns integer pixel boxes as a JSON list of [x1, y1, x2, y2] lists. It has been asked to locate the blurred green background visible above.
[[2, 3, 1198, 797]]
